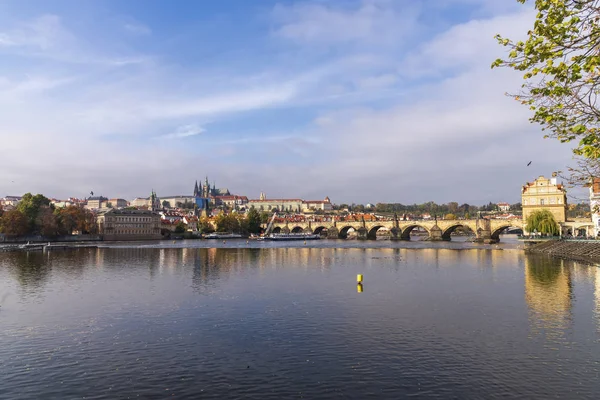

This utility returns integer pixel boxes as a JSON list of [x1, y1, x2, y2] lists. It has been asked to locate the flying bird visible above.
[[527, 161, 532, 166]]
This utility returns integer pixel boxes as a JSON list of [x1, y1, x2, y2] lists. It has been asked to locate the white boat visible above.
[[264, 233, 320, 241], [204, 233, 243, 239]]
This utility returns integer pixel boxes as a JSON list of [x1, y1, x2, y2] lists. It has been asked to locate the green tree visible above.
[[444, 213, 457, 220], [162, 200, 170, 208], [0, 209, 29, 236], [17, 193, 50, 233], [492, 0, 600, 158], [174, 221, 186, 233], [526, 209, 560, 235], [245, 208, 262, 234]]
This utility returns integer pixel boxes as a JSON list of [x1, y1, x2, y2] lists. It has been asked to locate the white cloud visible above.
[[124, 22, 151, 36], [163, 124, 204, 139], [272, 0, 420, 46]]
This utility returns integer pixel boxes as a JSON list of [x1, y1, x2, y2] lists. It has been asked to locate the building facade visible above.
[[497, 202, 510, 212], [86, 196, 108, 210], [0, 196, 22, 207], [302, 197, 333, 212], [248, 198, 304, 212], [521, 174, 567, 223], [97, 209, 161, 240], [589, 178, 600, 237]]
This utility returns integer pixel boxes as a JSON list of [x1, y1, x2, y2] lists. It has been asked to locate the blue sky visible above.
[[0, 0, 582, 204]]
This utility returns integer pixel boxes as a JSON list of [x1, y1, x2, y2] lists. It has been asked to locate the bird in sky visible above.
[[527, 161, 532, 166]]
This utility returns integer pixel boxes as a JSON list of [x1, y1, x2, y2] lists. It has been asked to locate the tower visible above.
[[194, 180, 199, 197]]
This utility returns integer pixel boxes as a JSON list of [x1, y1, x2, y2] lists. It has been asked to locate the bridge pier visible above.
[[428, 225, 445, 241], [357, 227, 368, 240], [327, 227, 339, 239]]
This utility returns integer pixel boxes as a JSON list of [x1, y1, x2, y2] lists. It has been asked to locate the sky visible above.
[[0, 0, 583, 204]]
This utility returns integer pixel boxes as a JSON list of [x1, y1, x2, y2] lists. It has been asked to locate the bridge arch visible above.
[[291, 226, 304, 233], [491, 224, 521, 240], [313, 226, 328, 235], [441, 224, 475, 241], [338, 225, 358, 239], [367, 225, 387, 240], [272, 226, 282, 234], [400, 224, 430, 240]]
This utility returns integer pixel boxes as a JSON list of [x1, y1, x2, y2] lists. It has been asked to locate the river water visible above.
[[1, 237, 599, 399]]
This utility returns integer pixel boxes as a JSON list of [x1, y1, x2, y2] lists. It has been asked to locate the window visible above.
[[540, 199, 545, 205]]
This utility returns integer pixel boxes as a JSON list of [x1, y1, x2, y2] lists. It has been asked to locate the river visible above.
[[1, 237, 599, 399]]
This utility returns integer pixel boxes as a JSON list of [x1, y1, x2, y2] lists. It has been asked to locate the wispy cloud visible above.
[[124, 22, 151, 36], [163, 124, 204, 139]]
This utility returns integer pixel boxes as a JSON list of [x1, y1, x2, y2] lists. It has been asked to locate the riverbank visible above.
[[526, 240, 600, 264]]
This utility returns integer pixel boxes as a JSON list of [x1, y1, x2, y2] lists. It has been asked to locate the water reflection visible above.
[[524, 255, 573, 337]]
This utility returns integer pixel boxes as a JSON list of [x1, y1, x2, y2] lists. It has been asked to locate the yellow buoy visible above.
[[223, 240, 226, 244], [357, 274, 363, 283], [173, 241, 176, 244], [357, 283, 363, 293], [304, 241, 306, 245]]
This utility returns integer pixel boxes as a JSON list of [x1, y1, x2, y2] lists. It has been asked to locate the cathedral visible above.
[[193, 177, 230, 199]]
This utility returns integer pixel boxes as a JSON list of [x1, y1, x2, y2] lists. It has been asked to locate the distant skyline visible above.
[[0, 0, 582, 204]]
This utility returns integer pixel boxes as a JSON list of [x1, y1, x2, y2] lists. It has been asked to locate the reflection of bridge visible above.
[[266, 218, 524, 243]]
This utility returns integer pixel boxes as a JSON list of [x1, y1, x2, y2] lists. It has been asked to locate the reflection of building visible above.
[[522, 174, 567, 223], [589, 178, 600, 237], [524, 256, 572, 333], [97, 209, 161, 240]]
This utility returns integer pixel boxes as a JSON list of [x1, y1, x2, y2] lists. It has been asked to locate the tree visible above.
[[492, 0, 600, 158], [0, 209, 29, 236], [198, 217, 214, 234], [17, 193, 50, 233], [38, 207, 60, 238], [214, 213, 241, 233], [245, 208, 262, 234], [174, 221, 186, 233], [444, 213, 457, 220], [526, 209, 560, 235], [56, 205, 98, 235], [162, 200, 170, 208]]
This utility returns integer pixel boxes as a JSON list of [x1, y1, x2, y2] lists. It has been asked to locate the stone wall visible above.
[[526, 240, 600, 264]]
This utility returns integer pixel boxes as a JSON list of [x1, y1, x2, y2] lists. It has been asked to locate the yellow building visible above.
[[97, 209, 162, 240], [522, 174, 567, 223]]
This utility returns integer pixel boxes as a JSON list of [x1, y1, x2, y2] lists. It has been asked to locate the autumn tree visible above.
[[0, 209, 29, 237], [55, 205, 98, 235], [197, 217, 215, 234], [38, 207, 61, 238], [492, 0, 600, 158]]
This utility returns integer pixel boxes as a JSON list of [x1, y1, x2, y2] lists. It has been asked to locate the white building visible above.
[[589, 178, 600, 237]]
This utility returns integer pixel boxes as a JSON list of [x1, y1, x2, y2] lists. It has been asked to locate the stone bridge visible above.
[[266, 218, 524, 243]]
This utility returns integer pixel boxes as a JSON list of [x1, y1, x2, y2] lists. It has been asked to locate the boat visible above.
[[204, 233, 244, 239], [264, 233, 321, 241]]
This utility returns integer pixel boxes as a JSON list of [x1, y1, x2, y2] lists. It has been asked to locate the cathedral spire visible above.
[[194, 180, 199, 197]]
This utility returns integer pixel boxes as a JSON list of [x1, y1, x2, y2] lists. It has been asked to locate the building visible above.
[[215, 195, 248, 209], [97, 209, 161, 240], [497, 202, 510, 212], [86, 196, 108, 210], [248, 197, 304, 212], [160, 196, 195, 209], [131, 197, 151, 208], [194, 177, 230, 198], [589, 178, 600, 237], [0, 196, 22, 207], [107, 198, 128, 208], [302, 197, 333, 212], [522, 174, 567, 223]]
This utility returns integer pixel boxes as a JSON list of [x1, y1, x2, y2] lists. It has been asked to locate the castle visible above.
[[193, 177, 230, 199]]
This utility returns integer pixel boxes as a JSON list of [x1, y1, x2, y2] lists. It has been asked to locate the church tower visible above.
[[193, 180, 199, 197]]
